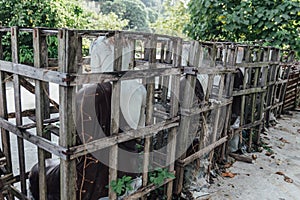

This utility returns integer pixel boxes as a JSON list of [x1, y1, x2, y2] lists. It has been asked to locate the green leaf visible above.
[[275, 17, 282, 24]]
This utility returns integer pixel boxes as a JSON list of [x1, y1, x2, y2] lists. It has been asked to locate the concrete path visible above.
[[207, 111, 300, 200]]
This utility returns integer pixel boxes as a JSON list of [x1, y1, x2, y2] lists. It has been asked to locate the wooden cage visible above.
[[0, 26, 298, 200]]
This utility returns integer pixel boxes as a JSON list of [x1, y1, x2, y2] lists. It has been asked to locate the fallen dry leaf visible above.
[[276, 172, 293, 183], [222, 172, 236, 178], [279, 137, 290, 144], [284, 176, 293, 183], [265, 151, 274, 156], [252, 154, 258, 160], [275, 171, 285, 176]]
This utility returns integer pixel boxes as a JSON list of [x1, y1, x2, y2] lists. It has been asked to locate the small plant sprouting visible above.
[[108, 175, 133, 196], [149, 168, 175, 186]]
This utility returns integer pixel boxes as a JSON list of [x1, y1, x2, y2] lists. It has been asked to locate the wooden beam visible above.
[[11, 26, 27, 195], [177, 136, 228, 166], [166, 38, 181, 200], [69, 117, 179, 160], [33, 28, 51, 200], [0, 71, 12, 174], [142, 35, 157, 198], [58, 29, 78, 200], [0, 61, 69, 86], [108, 31, 122, 200], [0, 118, 68, 159]]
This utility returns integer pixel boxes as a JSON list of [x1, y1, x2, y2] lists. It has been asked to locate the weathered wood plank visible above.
[[166, 38, 181, 200], [207, 44, 224, 178], [248, 67, 260, 151], [220, 44, 236, 161], [0, 118, 68, 159], [11, 26, 27, 195], [180, 98, 232, 116], [0, 72, 12, 173], [0, 32, 12, 174], [142, 35, 157, 197], [232, 87, 267, 96], [70, 117, 179, 159], [109, 31, 122, 200], [18, 117, 59, 130], [58, 29, 78, 200], [235, 61, 275, 68], [0, 61, 69, 86], [33, 27, 51, 200], [178, 136, 228, 166], [235, 46, 247, 147], [8, 106, 58, 119], [73, 67, 235, 86], [174, 43, 197, 194], [123, 176, 175, 200], [74, 67, 180, 85]]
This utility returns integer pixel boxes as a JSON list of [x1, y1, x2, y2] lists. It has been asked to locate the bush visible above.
[[185, 0, 300, 55], [0, 0, 128, 63], [100, 0, 149, 30]]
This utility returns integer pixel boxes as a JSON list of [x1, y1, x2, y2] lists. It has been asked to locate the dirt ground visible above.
[[205, 110, 300, 200]]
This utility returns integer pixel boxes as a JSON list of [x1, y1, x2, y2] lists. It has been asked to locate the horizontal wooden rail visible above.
[[73, 67, 180, 85], [69, 117, 180, 159], [233, 87, 267, 96], [123, 176, 175, 200], [0, 61, 69, 86], [177, 136, 228, 166], [235, 62, 272, 68], [236, 118, 264, 131], [181, 98, 232, 116], [8, 106, 58, 118], [0, 118, 68, 160]]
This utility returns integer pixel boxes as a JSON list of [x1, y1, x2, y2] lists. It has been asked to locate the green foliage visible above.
[[0, 0, 128, 29], [147, 8, 159, 24], [149, 168, 175, 186], [100, 0, 149, 30], [150, 0, 190, 37], [0, 0, 128, 63], [185, 0, 300, 54], [108, 176, 133, 196], [141, 0, 158, 7], [0, 0, 55, 27]]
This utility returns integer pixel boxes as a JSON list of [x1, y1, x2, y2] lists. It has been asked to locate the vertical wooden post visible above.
[[207, 45, 224, 173], [33, 28, 51, 200], [221, 44, 236, 161], [0, 33, 12, 174], [108, 31, 122, 200], [248, 66, 259, 151], [166, 38, 182, 200], [58, 29, 78, 200], [265, 48, 281, 127], [160, 41, 166, 63], [174, 41, 198, 194], [239, 46, 250, 146], [142, 34, 157, 193], [165, 41, 172, 64], [256, 48, 270, 144], [11, 26, 27, 195]]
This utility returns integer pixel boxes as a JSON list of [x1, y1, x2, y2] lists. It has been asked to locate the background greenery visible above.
[[0, 0, 299, 61], [0, 0, 128, 63], [185, 0, 300, 56]]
